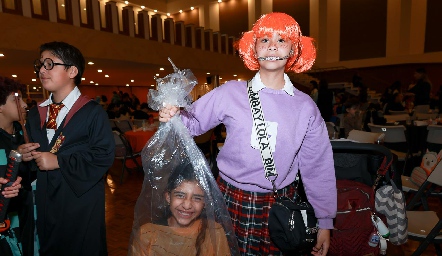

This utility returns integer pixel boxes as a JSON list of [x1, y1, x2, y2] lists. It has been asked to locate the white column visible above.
[[409, 0, 427, 55], [91, 0, 100, 31], [47, 0, 57, 22], [123, 6, 135, 37], [21, 0, 32, 17], [386, 0, 401, 57], [71, 0, 80, 27], [325, 0, 340, 63], [138, 10, 150, 39]]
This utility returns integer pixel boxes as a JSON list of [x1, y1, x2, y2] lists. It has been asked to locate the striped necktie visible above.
[[46, 103, 64, 129]]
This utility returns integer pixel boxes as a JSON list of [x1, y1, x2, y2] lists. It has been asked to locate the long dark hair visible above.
[[166, 162, 207, 256]]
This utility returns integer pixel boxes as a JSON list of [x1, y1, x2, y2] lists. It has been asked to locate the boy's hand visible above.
[[31, 151, 60, 171], [0, 176, 22, 198], [17, 143, 40, 161]]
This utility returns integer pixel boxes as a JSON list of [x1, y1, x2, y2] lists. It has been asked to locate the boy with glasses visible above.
[[27, 41, 115, 255]]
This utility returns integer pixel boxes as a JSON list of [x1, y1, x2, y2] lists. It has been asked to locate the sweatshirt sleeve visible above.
[[298, 111, 337, 229]]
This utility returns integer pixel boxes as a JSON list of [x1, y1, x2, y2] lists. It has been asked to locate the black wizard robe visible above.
[[26, 95, 115, 256]]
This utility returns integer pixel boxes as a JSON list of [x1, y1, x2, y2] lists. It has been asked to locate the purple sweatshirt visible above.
[[180, 73, 337, 229]]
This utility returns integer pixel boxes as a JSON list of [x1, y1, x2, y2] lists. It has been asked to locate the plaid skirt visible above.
[[217, 177, 296, 256]]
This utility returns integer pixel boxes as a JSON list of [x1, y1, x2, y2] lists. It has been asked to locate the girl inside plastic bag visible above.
[[128, 59, 238, 256]]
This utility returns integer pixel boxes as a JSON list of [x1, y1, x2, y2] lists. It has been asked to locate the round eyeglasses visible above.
[[34, 58, 73, 73]]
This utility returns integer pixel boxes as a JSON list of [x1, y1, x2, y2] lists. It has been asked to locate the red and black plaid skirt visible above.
[[217, 177, 296, 256]]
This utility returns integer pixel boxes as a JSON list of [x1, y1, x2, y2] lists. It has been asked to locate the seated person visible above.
[[385, 92, 405, 114], [132, 103, 151, 120], [344, 98, 362, 138], [131, 163, 230, 256]]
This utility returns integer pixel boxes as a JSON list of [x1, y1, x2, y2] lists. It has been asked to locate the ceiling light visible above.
[[32, 79, 36, 81], [0, 53, 4, 57], [90, 81, 94, 83], [83, 8, 86, 11], [141, 5, 145, 9], [167, 13, 170, 16], [207, 72, 210, 75], [12, 75, 17, 77], [95, 83, 99, 85], [233, 74, 237, 77], [124, 1, 128, 4], [82, 78, 86, 80], [105, 75, 109, 77], [155, 73, 159, 76], [191, 7, 194, 10], [160, 68, 164, 71], [33, 87, 36, 90], [179, 10, 183, 13], [88, 62, 94, 65], [61, 4, 65, 7], [150, 84, 154, 87], [238, 79, 241, 81], [218, 0, 222, 2], [98, 69, 102, 72], [131, 79, 134, 82], [154, 10, 157, 12], [126, 84, 129, 86], [219, 77, 222, 80]]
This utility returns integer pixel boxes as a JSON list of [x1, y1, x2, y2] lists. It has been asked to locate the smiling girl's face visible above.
[[166, 180, 205, 228]]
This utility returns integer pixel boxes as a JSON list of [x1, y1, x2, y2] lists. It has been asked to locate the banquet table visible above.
[[124, 129, 156, 168]]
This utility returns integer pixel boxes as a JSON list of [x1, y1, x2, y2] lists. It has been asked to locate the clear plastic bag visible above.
[[128, 59, 239, 256]]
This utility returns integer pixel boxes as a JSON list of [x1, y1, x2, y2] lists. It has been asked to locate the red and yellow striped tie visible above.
[[46, 103, 64, 129]]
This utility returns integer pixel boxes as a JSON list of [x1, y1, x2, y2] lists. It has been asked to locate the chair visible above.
[[109, 119, 118, 131], [326, 122, 339, 139], [383, 114, 410, 123], [414, 105, 430, 114], [427, 125, 442, 153], [389, 110, 409, 115], [113, 130, 141, 184], [347, 130, 384, 144], [368, 123, 410, 172], [132, 119, 146, 128], [114, 119, 133, 133], [415, 113, 438, 120], [406, 160, 442, 255]]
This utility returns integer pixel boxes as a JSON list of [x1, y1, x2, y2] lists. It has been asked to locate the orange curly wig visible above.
[[235, 12, 316, 73]]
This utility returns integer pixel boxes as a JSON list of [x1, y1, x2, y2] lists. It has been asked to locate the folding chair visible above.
[[347, 130, 384, 144], [414, 105, 430, 114], [132, 119, 146, 129], [113, 130, 141, 184], [383, 114, 410, 123], [415, 113, 438, 120], [368, 123, 410, 173], [389, 110, 409, 115], [114, 120, 133, 133], [406, 160, 442, 256], [427, 125, 442, 152], [326, 122, 339, 139]]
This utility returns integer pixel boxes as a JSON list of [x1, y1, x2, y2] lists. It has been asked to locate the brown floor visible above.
[[105, 160, 440, 256]]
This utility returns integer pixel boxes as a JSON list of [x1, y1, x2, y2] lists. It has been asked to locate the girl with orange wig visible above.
[[160, 12, 336, 255]]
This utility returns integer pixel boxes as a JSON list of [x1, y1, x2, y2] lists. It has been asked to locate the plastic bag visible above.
[[128, 59, 239, 256]]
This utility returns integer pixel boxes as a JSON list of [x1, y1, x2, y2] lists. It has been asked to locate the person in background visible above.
[[317, 79, 334, 123], [343, 97, 362, 138], [133, 103, 151, 120], [0, 76, 37, 256], [408, 68, 432, 106], [384, 92, 405, 114], [26, 41, 115, 255], [159, 12, 336, 256], [309, 80, 319, 103]]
